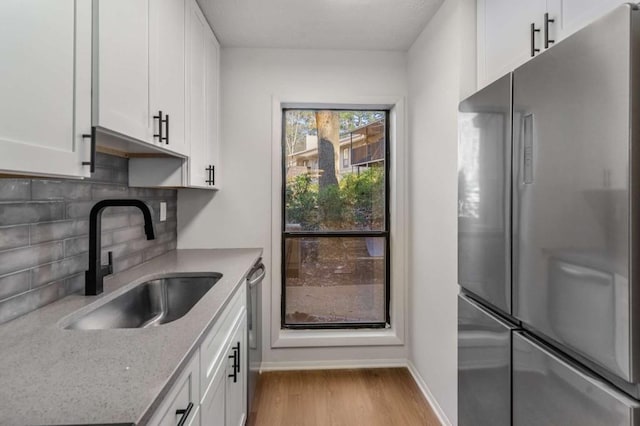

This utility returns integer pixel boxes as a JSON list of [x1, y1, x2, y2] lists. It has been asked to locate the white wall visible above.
[[407, 0, 475, 424], [178, 48, 409, 366]]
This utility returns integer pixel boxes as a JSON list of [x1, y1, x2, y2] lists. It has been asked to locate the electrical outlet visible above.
[[160, 201, 167, 222]]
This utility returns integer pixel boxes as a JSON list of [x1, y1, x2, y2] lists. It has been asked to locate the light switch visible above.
[[160, 201, 167, 222]]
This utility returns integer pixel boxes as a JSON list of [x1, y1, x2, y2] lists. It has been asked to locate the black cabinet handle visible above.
[[228, 345, 238, 383], [82, 126, 96, 173], [153, 111, 169, 144], [176, 402, 194, 426], [530, 23, 541, 57], [205, 165, 215, 186], [153, 111, 164, 142], [544, 13, 555, 48], [235, 342, 241, 374], [164, 114, 170, 145]]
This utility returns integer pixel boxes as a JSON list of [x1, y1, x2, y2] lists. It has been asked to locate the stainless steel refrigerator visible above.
[[458, 4, 640, 424]]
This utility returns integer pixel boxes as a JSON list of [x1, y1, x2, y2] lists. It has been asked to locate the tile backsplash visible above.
[[0, 153, 177, 324]]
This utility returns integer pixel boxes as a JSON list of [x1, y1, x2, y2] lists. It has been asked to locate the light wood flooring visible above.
[[247, 368, 441, 426]]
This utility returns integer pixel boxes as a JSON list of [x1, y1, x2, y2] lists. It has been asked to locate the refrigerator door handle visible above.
[[523, 114, 534, 184]]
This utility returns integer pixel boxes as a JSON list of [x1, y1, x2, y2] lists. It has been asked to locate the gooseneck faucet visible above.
[[85, 199, 155, 295]]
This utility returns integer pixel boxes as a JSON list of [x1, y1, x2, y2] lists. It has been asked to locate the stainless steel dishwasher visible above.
[[246, 258, 265, 415]]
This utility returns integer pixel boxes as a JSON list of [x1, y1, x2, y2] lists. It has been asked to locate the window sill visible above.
[[272, 327, 404, 348]]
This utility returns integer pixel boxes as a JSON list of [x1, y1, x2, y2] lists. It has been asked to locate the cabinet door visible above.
[[187, 0, 208, 187], [94, 0, 151, 143], [225, 316, 247, 426], [200, 360, 227, 426], [204, 26, 221, 189], [547, 0, 627, 43], [0, 0, 91, 178], [150, 0, 187, 155], [149, 354, 200, 426], [477, 0, 546, 88]]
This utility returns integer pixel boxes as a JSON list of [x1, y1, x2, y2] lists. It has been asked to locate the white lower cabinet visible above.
[[200, 314, 247, 426], [224, 317, 247, 426], [149, 354, 201, 426], [150, 284, 247, 426], [200, 360, 227, 426]]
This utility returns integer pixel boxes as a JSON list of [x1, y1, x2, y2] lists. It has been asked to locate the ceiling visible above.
[[196, 0, 445, 51]]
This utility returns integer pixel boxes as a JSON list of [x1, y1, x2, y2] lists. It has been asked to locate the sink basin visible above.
[[65, 273, 222, 330]]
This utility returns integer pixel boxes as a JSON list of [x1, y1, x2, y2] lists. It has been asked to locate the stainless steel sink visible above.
[[65, 273, 222, 330]]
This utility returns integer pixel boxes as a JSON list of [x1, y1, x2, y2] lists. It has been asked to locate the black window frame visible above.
[[280, 108, 391, 330]]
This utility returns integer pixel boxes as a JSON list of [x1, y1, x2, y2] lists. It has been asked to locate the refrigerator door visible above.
[[513, 331, 640, 426], [513, 4, 640, 383], [458, 294, 515, 426], [458, 74, 512, 314]]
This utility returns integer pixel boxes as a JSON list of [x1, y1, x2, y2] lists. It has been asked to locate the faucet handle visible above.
[[101, 251, 113, 276]]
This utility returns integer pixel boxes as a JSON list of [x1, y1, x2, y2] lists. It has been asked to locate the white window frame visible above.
[[270, 95, 407, 348]]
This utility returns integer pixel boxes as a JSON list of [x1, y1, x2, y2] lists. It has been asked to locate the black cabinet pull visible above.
[[81, 126, 96, 173], [175, 402, 193, 426], [530, 23, 541, 57], [544, 13, 555, 48], [153, 111, 164, 142], [153, 111, 169, 144], [228, 345, 238, 383], [205, 165, 215, 186], [164, 114, 170, 145], [235, 342, 241, 374]]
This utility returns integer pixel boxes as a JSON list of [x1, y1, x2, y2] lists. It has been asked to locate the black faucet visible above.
[[85, 199, 155, 295]]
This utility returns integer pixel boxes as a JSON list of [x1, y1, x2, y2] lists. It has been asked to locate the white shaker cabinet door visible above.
[[0, 0, 92, 178], [150, 0, 187, 154], [204, 26, 221, 189], [187, 0, 208, 187], [547, 0, 628, 43], [477, 0, 546, 88], [225, 316, 247, 426], [93, 0, 152, 144]]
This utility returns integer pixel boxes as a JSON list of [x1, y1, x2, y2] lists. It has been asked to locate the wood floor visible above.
[[247, 368, 441, 426]]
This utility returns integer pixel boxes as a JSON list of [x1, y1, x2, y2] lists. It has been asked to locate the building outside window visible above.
[[282, 109, 390, 329]]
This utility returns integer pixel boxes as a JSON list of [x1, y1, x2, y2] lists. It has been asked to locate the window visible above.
[[282, 109, 390, 329]]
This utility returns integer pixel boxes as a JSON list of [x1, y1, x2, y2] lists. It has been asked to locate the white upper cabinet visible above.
[[204, 27, 221, 189], [477, 0, 628, 88], [546, 0, 628, 42], [0, 0, 92, 178], [128, 0, 221, 190], [93, 0, 152, 144], [150, 0, 188, 155], [94, 0, 188, 155], [187, 0, 221, 189], [477, 0, 546, 88]]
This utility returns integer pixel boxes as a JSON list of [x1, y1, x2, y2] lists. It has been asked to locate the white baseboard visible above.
[[259, 358, 407, 371], [407, 360, 452, 426]]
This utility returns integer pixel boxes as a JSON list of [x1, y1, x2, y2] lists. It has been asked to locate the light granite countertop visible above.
[[0, 248, 262, 426]]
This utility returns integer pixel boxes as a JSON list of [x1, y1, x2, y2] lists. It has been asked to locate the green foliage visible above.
[[339, 111, 385, 133], [285, 173, 319, 230], [340, 167, 385, 229], [286, 167, 384, 231], [317, 184, 344, 225]]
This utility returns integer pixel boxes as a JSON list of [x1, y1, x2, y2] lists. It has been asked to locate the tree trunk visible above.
[[315, 110, 340, 189]]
